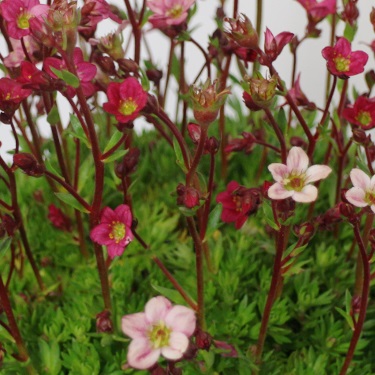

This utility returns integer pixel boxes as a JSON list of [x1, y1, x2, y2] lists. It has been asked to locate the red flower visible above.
[[225, 132, 256, 154], [0, 0, 49, 39], [297, 0, 336, 23], [322, 37, 368, 79], [0, 78, 31, 115], [342, 96, 375, 130], [103, 77, 148, 123], [216, 181, 261, 229], [48, 204, 72, 232], [262, 28, 294, 63], [90, 205, 134, 259], [287, 73, 315, 109]]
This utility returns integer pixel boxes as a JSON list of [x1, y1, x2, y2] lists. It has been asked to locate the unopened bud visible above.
[[290, 136, 307, 148], [352, 127, 369, 145], [206, 136, 220, 154], [115, 148, 141, 179], [195, 329, 212, 351], [13, 153, 44, 177], [117, 59, 139, 74], [224, 14, 258, 49], [96, 55, 116, 76], [176, 183, 201, 209], [341, 0, 359, 26], [244, 73, 278, 109], [146, 69, 163, 85], [339, 202, 357, 223], [96, 310, 113, 333]]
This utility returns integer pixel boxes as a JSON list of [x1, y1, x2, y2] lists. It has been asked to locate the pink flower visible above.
[[148, 0, 195, 27], [0, 0, 49, 39], [345, 169, 375, 213], [90, 204, 134, 258], [342, 96, 375, 130], [3, 36, 39, 68], [103, 77, 148, 123], [262, 27, 294, 63], [322, 37, 368, 79], [0, 78, 32, 115], [297, 0, 336, 22], [121, 296, 196, 370], [268, 147, 332, 203], [216, 181, 261, 229]]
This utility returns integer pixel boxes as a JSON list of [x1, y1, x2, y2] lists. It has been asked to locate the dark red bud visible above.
[[206, 136, 220, 154], [187, 123, 201, 144], [13, 153, 44, 177], [352, 127, 370, 145], [0, 112, 12, 124], [242, 91, 262, 111], [176, 183, 201, 209], [341, 1, 359, 26], [96, 55, 116, 76], [115, 148, 141, 178], [195, 329, 212, 350], [96, 310, 113, 333], [2, 214, 17, 236], [339, 202, 358, 223], [213, 340, 238, 357], [150, 366, 167, 375], [146, 69, 163, 85], [117, 59, 139, 74], [290, 136, 307, 148]]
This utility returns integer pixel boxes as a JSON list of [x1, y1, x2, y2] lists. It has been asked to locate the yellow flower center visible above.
[[365, 191, 375, 206], [109, 221, 126, 243], [333, 55, 350, 72], [148, 321, 171, 349], [17, 12, 31, 29], [167, 5, 183, 19], [283, 173, 306, 192], [119, 98, 137, 116], [356, 111, 371, 126]]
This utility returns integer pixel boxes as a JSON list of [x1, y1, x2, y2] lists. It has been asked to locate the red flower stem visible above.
[[13, 117, 36, 157], [325, 13, 337, 99], [131, 229, 198, 311], [74, 210, 90, 259], [254, 140, 281, 153], [339, 220, 370, 375], [188, 37, 211, 79], [365, 148, 375, 175], [63, 53, 112, 313], [0, 156, 45, 291], [138, 0, 147, 26], [66, 96, 90, 139], [186, 126, 207, 186], [6, 244, 16, 288], [264, 108, 287, 163], [179, 42, 188, 136], [101, 133, 127, 160], [0, 275, 37, 374], [187, 217, 205, 328], [21, 101, 43, 163], [156, 109, 191, 169], [253, 0, 262, 74], [0, 319, 12, 335], [0, 199, 12, 211], [162, 38, 176, 108], [20, 37, 31, 62], [73, 139, 80, 190], [152, 256, 198, 311], [254, 225, 288, 368], [50, 124, 71, 181], [9, 120, 19, 154], [337, 79, 349, 118], [123, 0, 141, 64], [144, 115, 173, 146], [354, 214, 373, 297], [44, 171, 91, 212]]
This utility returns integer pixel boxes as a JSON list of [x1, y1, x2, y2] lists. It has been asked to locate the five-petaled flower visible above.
[[103, 77, 148, 123], [90, 204, 134, 259], [296, 0, 336, 23], [268, 147, 332, 203], [148, 0, 195, 28], [342, 95, 375, 130], [122, 296, 196, 370], [322, 37, 368, 79], [345, 169, 375, 213], [0, 0, 49, 39], [216, 181, 261, 229], [262, 27, 294, 64]]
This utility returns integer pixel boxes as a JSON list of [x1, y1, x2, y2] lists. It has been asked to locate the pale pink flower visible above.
[[345, 169, 375, 213], [122, 296, 196, 370], [148, 0, 195, 27], [268, 147, 332, 203]]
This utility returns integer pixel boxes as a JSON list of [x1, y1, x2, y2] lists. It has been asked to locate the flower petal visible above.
[[161, 332, 189, 360], [165, 306, 196, 337], [305, 165, 332, 183], [350, 168, 370, 190], [115, 204, 133, 227], [145, 296, 172, 324], [122, 312, 148, 339], [286, 147, 309, 172], [268, 183, 294, 200], [268, 163, 289, 182], [345, 187, 368, 207], [292, 185, 318, 203], [127, 338, 160, 370]]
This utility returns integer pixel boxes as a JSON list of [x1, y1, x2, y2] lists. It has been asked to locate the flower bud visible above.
[[352, 127, 370, 145], [115, 148, 141, 179], [96, 310, 113, 333], [95, 54, 116, 76], [13, 153, 44, 177], [146, 69, 163, 86], [244, 73, 278, 109], [195, 329, 212, 351], [224, 14, 258, 49], [290, 136, 307, 148], [190, 79, 230, 126], [176, 183, 201, 209], [339, 202, 358, 223], [225, 131, 256, 154], [341, 0, 359, 26], [213, 340, 238, 357], [117, 59, 139, 74], [370, 7, 375, 32], [206, 136, 220, 154]]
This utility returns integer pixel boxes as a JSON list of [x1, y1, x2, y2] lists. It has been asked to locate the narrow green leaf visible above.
[[54, 192, 90, 213], [45, 158, 63, 180], [151, 283, 196, 306], [335, 307, 354, 330], [0, 237, 12, 259], [102, 149, 128, 163], [47, 105, 60, 125], [173, 137, 188, 173], [50, 67, 80, 88], [205, 204, 223, 238], [103, 131, 123, 153]]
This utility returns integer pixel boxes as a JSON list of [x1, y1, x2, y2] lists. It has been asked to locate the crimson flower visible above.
[[43, 48, 97, 97], [297, 0, 336, 22], [103, 77, 148, 123], [0, 78, 32, 115], [216, 181, 261, 229], [287, 73, 315, 109], [90, 204, 134, 259], [262, 27, 294, 63], [0, 0, 49, 39], [342, 96, 375, 130], [322, 37, 368, 79]]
